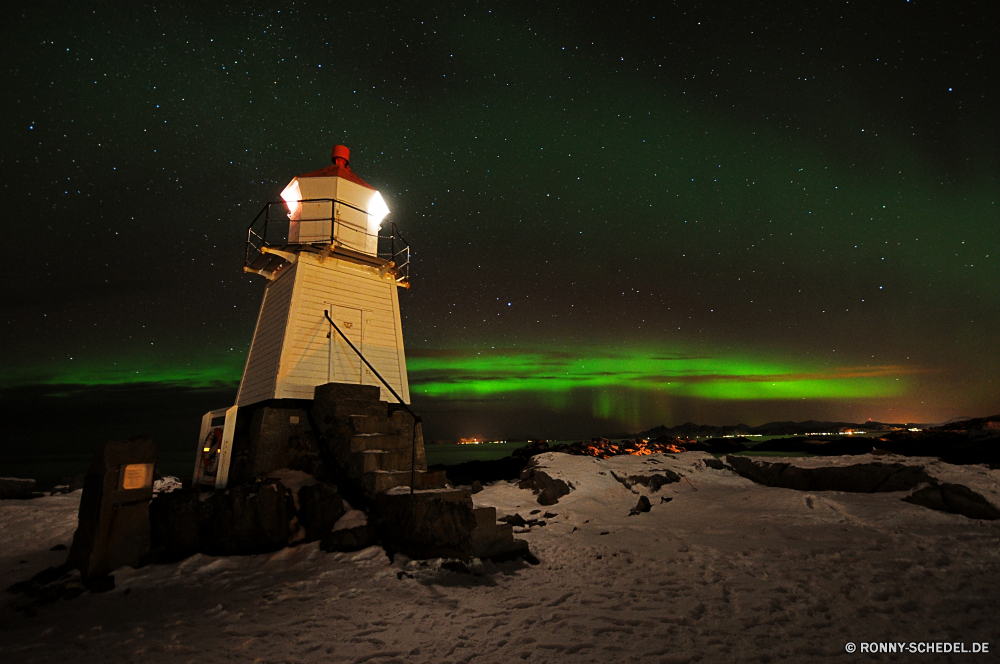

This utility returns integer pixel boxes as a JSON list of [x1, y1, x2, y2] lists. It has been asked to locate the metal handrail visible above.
[[324, 310, 421, 494], [244, 198, 411, 285]]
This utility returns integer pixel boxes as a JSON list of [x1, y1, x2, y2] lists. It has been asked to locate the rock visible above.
[[702, 457, 728, 471], [903, 484, 1000, 520], [149, 488, 202, 560], [298, 482, 346, 541], [4, 564, 117, 612], [500, 513, 527, 527], [320, 523, 379, 552], [470, 480, 484, 494], [50, 475, 87, 495], [725, 455, 934, 493], [518, 458, 573, 505], [198, 480, 294, 556], [543, 511, 557, 518], [629, 495, 652, 515], [611, 469, 681, 492], [373, 489, 478, 560], [0, 478, 37, 500], [660, 496, 673, 504]]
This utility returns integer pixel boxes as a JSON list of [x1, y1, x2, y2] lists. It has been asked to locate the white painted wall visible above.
[[236, 252, 410, 406]]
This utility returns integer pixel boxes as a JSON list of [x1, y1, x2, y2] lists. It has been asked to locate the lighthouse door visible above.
[[328, 305, 363, 384]]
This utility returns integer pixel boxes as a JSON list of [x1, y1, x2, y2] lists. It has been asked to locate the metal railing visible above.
[[244, 198, 411, 286]]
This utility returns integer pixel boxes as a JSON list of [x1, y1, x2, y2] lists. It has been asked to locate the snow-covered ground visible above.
[[3, 452, 999, 663]]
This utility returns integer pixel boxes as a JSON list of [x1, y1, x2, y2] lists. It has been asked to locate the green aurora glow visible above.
[[9, 344, 910, 410], [5, 355, 247, 390], [406, 346, 910, 402]]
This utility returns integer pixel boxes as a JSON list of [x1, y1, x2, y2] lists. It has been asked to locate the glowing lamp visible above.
[[280, 144, 390, 254], [280, 179, 302, 220], [367, 190, 391, 235]]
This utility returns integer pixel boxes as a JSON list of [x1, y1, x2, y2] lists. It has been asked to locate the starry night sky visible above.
[[1, 1, 997, 451]]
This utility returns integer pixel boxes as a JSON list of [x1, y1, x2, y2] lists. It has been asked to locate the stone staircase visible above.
[[312, 383, 447, 496], [311, 382, 530, 562]]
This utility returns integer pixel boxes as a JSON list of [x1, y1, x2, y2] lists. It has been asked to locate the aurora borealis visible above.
[[1, 1, 997, 447]]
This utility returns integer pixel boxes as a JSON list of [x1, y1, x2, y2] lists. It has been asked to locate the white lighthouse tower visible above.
[[188, 146, 532, 565], [237, 145, 411, 407], [195, 145, 434, 493]]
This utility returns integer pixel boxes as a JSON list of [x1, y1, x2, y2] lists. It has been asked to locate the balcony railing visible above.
[[244, 198, 411, 286]]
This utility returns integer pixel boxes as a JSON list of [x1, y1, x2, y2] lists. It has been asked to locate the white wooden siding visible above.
[[329, 305, 363, 383], [236, 263, 297, 406], [237, 252, 410, 405]]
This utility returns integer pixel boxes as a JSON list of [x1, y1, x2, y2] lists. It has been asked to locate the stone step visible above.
[[373, 488, 477, 560], [470, 506, 530, 561], [349, 414, 398, 435], [363, 469, 447, 495], [318, 398, 389, 419], [348, 432, 413, 453], [477, 530, 530, 562], [349, 450, 414, 475]]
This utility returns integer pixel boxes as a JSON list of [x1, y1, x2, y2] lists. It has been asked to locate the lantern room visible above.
[[280, 145, 390, 254]]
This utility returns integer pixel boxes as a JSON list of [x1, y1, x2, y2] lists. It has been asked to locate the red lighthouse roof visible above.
[[296, 145, 375, 191]]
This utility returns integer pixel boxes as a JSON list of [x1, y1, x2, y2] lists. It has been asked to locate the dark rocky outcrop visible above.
[[320, 523, 379, 552], [297, 482, 346, 542], [903, 484, 1000, 520], [611, 468, 681, 493], [876, 428, 1000, 468], [726, 454, 1000, 521], [6, 564, 116, 615], [50, 475, 86, 495], [149, 479, 294, 559], [518, 459, 573, 505], [497, 512, 546, 528], [726, 456, 934, 493], [629, 495, 652, 515], [500, 513, 527, 527], [198, 481, 294, 556], [0, 477, 37, 499], [149, 487, 202, 560]]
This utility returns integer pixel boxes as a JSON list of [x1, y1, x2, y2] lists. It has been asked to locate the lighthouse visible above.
[[237, 145, 410, 407], [192, 146, 425, 491], [185, 145, 531, 564]]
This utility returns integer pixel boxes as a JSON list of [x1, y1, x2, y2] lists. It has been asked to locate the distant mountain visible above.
[[633, 419, 904, 439], [932, 414, 1000, 432], [639, 422, 752, 439]]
